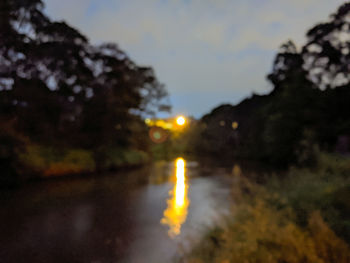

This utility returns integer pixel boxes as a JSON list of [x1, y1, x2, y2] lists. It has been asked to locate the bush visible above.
[[18, 144, 150, 177], [124, 149, 149, 165], [104, 148, 150, 168], [44, 149, 95, 176], [18, 144, 55, 172], [270, 153, 350, 242], [183, 156, 350, 263], [0, 123, 26, 185], [186, 201, 350, 263], [316, 152, 350, 176], [18, 145, 95, 177]]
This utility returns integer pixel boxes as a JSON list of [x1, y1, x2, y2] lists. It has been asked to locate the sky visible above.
[[44, 0, 345, 118]]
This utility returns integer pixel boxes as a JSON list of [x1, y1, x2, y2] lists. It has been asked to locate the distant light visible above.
[[232, 121, 238, 130], [176, 116, 186, 126], [219, 120, 225, 126], [145, 118, 174, 130]]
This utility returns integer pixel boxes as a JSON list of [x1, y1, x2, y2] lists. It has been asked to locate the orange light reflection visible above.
[[161, 157, 190, 238]]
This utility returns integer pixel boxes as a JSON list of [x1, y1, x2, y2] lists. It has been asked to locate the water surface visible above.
[[0, 158, 233, 263]]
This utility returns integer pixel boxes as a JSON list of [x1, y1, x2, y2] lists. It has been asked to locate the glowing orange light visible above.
[[161, 157, 190, 237], [176, 116, 186, 126], [232, 121, 238, 129], [145, 118, 173, 130]]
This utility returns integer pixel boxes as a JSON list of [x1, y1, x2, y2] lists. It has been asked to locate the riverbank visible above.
[[1, 143, 151, 187], [182, 153, 350, 263]]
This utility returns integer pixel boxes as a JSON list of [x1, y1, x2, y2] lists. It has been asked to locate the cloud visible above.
[[44, 0, 345, 117]]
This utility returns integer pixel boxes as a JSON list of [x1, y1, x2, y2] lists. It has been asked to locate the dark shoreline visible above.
[[0, 161, 150, 190]]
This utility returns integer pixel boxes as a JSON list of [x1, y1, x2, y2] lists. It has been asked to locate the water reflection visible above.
[[161, 157, 190, 237]]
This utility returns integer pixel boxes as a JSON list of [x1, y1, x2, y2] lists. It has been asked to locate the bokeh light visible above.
[[176, 116, 186, 126]]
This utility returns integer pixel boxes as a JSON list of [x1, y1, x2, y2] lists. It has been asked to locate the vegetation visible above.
[[182, 153, 350, 263], [149, 117, 199, 161], [18, 145, 96, 176], [0, 0, 349, 262], [190, 3, 350, 167], [0, 0, 170, 184], [182, 3, 350, 262], [271, 153, 350, 242]]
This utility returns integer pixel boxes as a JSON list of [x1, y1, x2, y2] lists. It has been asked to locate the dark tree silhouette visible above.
[[0, 0, 169, 139], [0, 0, 170, 179], [303, 3, 350, 89], [192, 2, 350, 167]]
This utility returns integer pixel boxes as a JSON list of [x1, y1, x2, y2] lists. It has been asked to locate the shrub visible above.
[[124, 149, 149, 165], [19, 145, 95, 176], [44, 149, 95, 176], [270, 153, 350, 241], [183, 163, 350, 263], [18, 144, 56, 172], [104, 148, 150, 168], [0, 123, 26, 185], [186, 199, 350, 263]]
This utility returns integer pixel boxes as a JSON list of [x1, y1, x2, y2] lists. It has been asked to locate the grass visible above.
[[182, 153, 350, 263], [270, 153, 350, 242]]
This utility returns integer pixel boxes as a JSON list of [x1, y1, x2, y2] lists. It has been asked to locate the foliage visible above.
[[0, 119, 26, 185], [44, 149, 95, 176], [261, 70, 321, 166], [149, 119, 201, 161], [183, 156, 350, 262], [186, 205, 350, 263], [303, 3, 350, 89], [0, 0, 170, 181], [18, 144, 53, 172], [18, 145, 95, 176], [192, 3, 350, 167], [17, 144, 150, 177], [104, 148, 149, 168], [269, 153, 350, 242]]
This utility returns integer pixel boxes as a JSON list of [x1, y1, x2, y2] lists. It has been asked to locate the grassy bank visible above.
[[182, 153, 350, 263], [17, 144, 150, 179]]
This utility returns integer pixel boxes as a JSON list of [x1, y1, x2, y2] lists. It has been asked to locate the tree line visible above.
[[190, 2, 350, 167], [0, 0, 170, 184]]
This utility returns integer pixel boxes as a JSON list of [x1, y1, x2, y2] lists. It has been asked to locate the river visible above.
[[0, 158, 234, 263]]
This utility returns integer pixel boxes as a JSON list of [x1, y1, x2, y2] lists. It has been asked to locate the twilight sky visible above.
[[44, 0, 344, 118]]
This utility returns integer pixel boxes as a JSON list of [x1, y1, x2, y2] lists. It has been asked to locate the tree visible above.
[[303, 3, 350, 89], [194, 2, 350, 166], [0, 0, 170, 175], [0, 0, 169, 141]]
